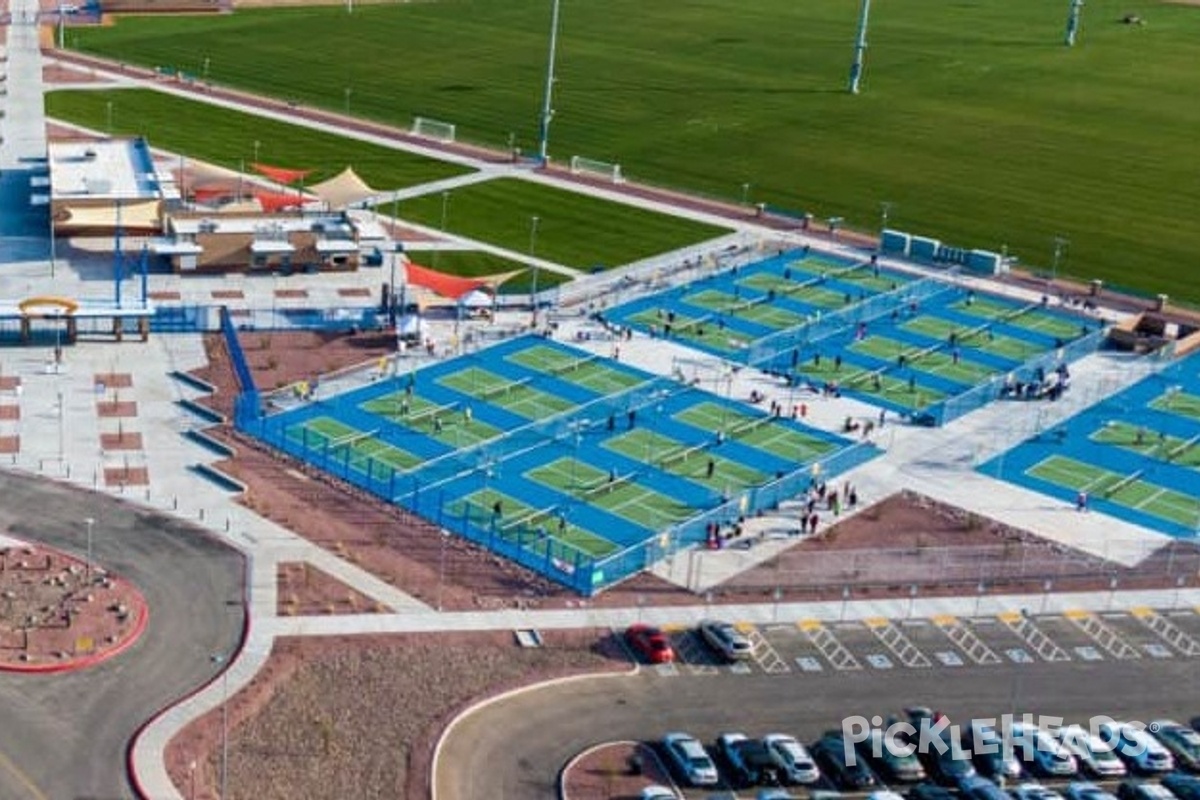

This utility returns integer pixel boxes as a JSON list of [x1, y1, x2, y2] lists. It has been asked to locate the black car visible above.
[[1154, 722, 1200, 774], [811, 734, 878, 790], [909, 782, 959, 800], [1163, 775, 1200, 800], [919, 744, 978, 788], [715, 733, 783, 789], [1116, 781, 1179, 800]]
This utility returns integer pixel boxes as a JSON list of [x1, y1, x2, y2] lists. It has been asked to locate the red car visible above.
[[625, 624, 675, 663]]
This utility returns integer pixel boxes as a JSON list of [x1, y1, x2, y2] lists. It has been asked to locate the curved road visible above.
[[437, 658, 1200, 800], [0, 470, 244, 800]]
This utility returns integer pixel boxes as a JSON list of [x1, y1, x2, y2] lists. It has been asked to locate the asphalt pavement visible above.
[[436, 654, 1200, 800], [0, 470, 245, 800]]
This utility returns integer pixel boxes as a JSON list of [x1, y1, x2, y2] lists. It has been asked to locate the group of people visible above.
[[1000, 363, 1071, 402]]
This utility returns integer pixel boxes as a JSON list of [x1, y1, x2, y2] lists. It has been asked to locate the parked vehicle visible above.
[[698, 620, 755, 662], [662, 732, 720, 787], [1098, 722, 1175, 775], [1011, 783, 1066, 800], [1150, 721, 1200, 773], [1065, 782, 1120, 800], [1162, 774, 1200, 800], [1010, 723, 1078, 778], [968, 723, 1024, 781], [640, 786, 679, 800], [908, 782, 958, 800], [857, 729, 927, 783], [625, 624, 675, 664], [762, 734, 821, 785], [812, 733, 878, 790], [1056, 725, 1128, 779], [1115, 781, 1178, 800], [919, 741, 978, 788], [959, 775, 1014, 800], [716, 733, 783, 789]]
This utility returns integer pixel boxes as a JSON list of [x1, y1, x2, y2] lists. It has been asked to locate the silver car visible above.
[[1057, 725, 1127, 779], [763, 734, 821, 785], [663, 732, 719, 787], [698, 620, 754, 661]]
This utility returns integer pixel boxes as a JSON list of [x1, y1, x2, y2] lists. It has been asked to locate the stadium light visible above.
[[848, 0, 872, 94], [537, 0, 563, 165], [1052, 236, 1069, 281], [880, 201, 892, 233], [529, 215, 540, 328]]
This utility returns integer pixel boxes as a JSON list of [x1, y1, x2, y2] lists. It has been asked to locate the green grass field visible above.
[[396, 178, 729, 269], [403, 250, 570, 294], [45, 88, 468, 188], [67, 0, 1200, 301]]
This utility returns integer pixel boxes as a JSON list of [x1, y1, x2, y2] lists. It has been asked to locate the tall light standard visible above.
[[344, 86, 352, 116], [253, 139, 261, 165], [434, 190, 450, 270], [529, 215, 540, 328], [536, 0, 563, 165], [848, 0, 872, 94], [84, 517, 95, 580], [1051, 236, 1069, 282], [210, 654, 230, 800], [740, 183, 751, 207], [436, 529, 450, 611], [202, 56, 210, 82], [880, 201, 893, 233], [105, 100, 114, 134]]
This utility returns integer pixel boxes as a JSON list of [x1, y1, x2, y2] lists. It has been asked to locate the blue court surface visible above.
[[605, 249, 1105, 425], [242, 335, 877, 594], [980, 351, 1200, 537]]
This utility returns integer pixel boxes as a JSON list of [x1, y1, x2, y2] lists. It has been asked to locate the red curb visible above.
[[0, 603, 150, 674]]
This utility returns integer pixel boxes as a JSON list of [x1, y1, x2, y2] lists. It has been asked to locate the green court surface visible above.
[[1090, 421, 1200, 468], [848, 335, 995, 385], [361, 392, 500, 448], [448, 488, 617, 558], [898, 313, 1038, 361], [1027, 455, 1200, 528], [950, 297, 1083, 340], [783, 283, 856, 309], [681, 287, 808, 329], [841, 371, 945, 411], [1150, 389, 1200, 422], [526, 458, 694, 531], [438, 366, 576, 420], [625, 308, 747, 355], [506, 343, 646, 395], [288, 416, 421, 472], [602, 429, 766, 491], [673, 401, 834, 462]]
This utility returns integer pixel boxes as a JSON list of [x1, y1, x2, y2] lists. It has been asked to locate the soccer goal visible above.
[[411, 116, 457, 143], [569, 155, 624, 184]]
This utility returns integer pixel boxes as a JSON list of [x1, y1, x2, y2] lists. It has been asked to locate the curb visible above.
[[431, 661, 638, 800], [0, 601, 150, 675], [558, 739, 681, 800]]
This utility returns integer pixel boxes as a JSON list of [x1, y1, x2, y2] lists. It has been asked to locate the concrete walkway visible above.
[[0, 0, 50, 265]]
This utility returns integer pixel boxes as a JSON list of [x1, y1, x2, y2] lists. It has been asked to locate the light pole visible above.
[[536, 0, 563, 164], [202, 56, 210, 82], [529, 215, 540, 328], [210, 654, 230, 800], [344, 86, 352, 116], [437, 529, 450, 611], [740, 182, 750, 207], [880, 201, 892, 233], [434, 191, 450, 270], [105, 100, 113, 134], [848, 0, 872, 94], [1051, 236, 1069, 282], [84, 517, 94, 581], [253, 139, 261, 165]]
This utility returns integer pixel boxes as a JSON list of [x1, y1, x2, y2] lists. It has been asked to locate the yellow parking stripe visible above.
[[1130, 607, 1154, 619], [863, 617, 890, 629], [997, 611, 1023, 624], [931, 614, 958, 626], [1063, 609, 1091, 621], [798, 619, 823, 632]]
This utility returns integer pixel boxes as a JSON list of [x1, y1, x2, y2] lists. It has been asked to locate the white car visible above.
[[1011, 723, 1078, 777], [763, 734, 821, 785], [1097, 722, 1175, 774], [698, 620, 755, 661], [662, 732, 719, 787], [639, 786, 679, 800], [1057, 725, 1127, 778], [1066, 781, 1120, 800]]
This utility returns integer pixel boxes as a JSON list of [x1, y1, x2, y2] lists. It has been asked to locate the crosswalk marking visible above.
[[1000, 613, 1071, 662], [798, 621, 862, 671], [868, 619, 931, 668], [1132, 607, 1200, 656], [744, 625, 791, 674]]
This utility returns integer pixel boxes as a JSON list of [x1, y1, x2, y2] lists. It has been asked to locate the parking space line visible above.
[[743, 626, 791, 674], [1064, 610, 1142, 660], [868, 619, 931, 668], [999, 613, 1072, 662], [668, 630, 721, 675], [1131, 607, 1200, 656], [933, 616, 1002, 665], [797, 620, 862, 671]]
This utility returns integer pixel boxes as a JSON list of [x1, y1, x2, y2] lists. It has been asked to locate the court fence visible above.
[[927, 324, 1108, 426]]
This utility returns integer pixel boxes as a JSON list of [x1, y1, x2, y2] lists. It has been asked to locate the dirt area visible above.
[[0, 377, 20, 391], [104, 465, 149, 487], [100, 431, 144, 450], [277, 561, 389, 615], [0, 437, 18, 454], [564, 742, 676, 800], [0, 405, 18, 420], [0, 542, 147, 670], [166, 629, 623, 800], [43, 62, 110, 84], [97, 400, 138, 417], [189, 332, 1199, 613], [94, 372, 133, 389]]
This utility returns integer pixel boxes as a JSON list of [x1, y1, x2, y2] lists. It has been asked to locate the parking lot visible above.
[[647, 607, 1200, 680]]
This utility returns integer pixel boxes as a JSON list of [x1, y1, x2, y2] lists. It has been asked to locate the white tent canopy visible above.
[[310, 167, 378, 211]]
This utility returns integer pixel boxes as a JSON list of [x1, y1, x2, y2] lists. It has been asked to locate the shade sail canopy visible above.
[[404, 261, 490, 301], [310, 167, 378, 210], [250, 163, 312, 185]]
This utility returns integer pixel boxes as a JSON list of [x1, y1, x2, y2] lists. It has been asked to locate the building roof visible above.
[[49, 137, 179, 202]]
